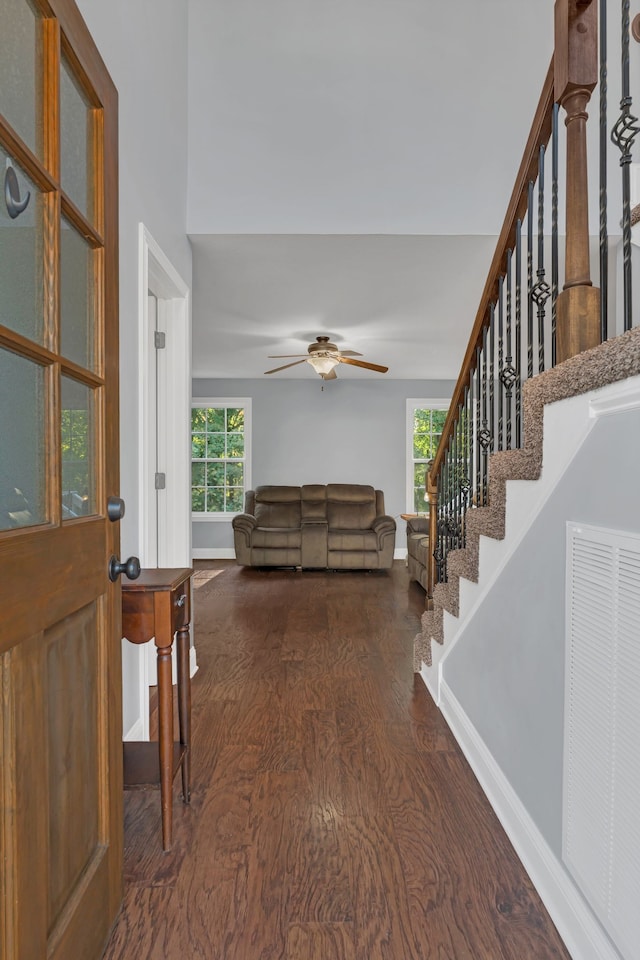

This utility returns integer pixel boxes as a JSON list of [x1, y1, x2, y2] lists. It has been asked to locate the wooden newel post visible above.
[[426, 466, 438, 603], [554, 0, 601, 362]]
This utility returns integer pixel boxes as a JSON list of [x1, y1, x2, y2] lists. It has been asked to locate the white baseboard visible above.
[[192, 547, 235, 559], [190, 644, 198, 678], [437, 679, 620, 960], [123, 717, 144, 742], [394, 547, 408, 560]]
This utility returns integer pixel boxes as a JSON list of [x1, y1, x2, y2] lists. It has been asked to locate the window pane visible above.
[[432, 410, 447, 431], [191, 463, 205, 486], [227, 463, 244, 487], [60, 57, 94, 221], [413, 488, 427, 513], [206, 463, 225, 487], [192, 487, 205, 512], [226, 408, 244, 432], [413, 434, 436, 460], [227, 488, 243, 512], [227, 433, 244, 457], [0, 146, 44, 343], [191, 408, 206, 431], [206, 488, 224, 512], [192, 435, 206, 458], [206, 408, 225, 431], [60, 218, 96, 370], [0, 348, 46, 530], [61, 377, 95, 519], [206, 434, 225, 458], [414, 462, 428, 487], [0, 0, 42, 158], [414, 409, 431, 433]]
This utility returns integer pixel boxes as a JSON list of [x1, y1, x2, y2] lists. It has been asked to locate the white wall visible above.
[[444, 405, 640, 858], [192, 377, 455, 555], [76, 0, 192, 735]]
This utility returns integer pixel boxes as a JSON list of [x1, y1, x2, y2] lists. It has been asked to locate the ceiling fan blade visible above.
[[321, 368, 338, 380], [267, 354, 309, 358], [264, 359, 308, 374], [339, 350, 363, 357], [337, 356, 388, 373]]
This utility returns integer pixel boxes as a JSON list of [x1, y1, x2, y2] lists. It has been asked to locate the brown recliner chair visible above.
[[232, 483, 396, 570]]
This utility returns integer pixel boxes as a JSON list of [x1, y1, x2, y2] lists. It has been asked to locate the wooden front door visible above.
[[0, 1, 122, 958]]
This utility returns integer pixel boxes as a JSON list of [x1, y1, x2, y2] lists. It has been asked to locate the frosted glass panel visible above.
[[0, 348, 46, 531], [60, 58, 93, 220], [0, 0, 42, 158], [0, 145, 44, 343], [61, 377, 96, 519], [61, 218, 95, 370]]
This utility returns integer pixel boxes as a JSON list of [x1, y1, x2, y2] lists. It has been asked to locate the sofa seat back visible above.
[[325, 483, 378, 530], [253, 485, 301, 528]]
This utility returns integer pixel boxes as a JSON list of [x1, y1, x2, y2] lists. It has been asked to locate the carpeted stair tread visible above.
[[414, 326, 640, 673]]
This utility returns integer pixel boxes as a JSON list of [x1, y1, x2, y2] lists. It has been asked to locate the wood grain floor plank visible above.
[[103, 560, 571, 960], [286, 922, 356, 959]]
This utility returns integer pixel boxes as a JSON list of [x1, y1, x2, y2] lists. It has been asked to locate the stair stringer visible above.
[[414, 326, 640, 697]]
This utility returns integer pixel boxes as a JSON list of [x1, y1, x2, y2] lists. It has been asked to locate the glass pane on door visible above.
[[60, 57, 94, 221], [0, 0, 43, 158], [60, 217, 95, 370], [61, 376, 96, 519], [0, 144, 44, 343], [0, 347, 46, 531]]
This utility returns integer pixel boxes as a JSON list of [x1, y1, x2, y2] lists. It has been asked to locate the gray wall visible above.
[[192, 377, 455, 553], [444, 408, 640, 856]]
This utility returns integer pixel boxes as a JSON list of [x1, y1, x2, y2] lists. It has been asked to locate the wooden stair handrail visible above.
[[429, 60, 555, 484]]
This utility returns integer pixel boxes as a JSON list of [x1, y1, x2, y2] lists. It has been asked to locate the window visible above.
[[406, 399, 449, 513], [191, 398, 251, 518]]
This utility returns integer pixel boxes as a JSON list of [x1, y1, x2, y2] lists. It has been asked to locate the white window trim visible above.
[[405, 398, 450, 514], [191, 397, 252, 521]]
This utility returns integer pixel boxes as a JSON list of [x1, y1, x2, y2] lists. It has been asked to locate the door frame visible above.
[[135, 223, 192, 739]]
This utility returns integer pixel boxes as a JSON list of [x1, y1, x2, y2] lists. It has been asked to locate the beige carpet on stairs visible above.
[[414, 325, 640, 671]]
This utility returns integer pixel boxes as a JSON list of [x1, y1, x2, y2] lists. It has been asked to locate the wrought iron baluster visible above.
[[551, 105, 559, 365], [452, 419, 459, 552], [527, 182, 535, 379], [498, 277, 504, 452], [599, 0, 609, 342], [461, 390, 471, 548], [489, 304, 496, 460], [515, 222, 523, 447], [474, 346, 482, 507], [435, 473, 445, 584], [479, 325, 491, 507], [611, 0, 639, 331], [533, 145, 550, 372], [500, 249, 517, 450]]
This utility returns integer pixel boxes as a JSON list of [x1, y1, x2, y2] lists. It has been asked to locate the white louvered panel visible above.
[[563, 524, 640, 960], [608, 546, 640, 959]]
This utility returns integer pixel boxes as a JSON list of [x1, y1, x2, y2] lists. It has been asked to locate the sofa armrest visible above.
[[372, 515, 396, 547], [232, 512, 256, 540], [406, 516, 429, 536]]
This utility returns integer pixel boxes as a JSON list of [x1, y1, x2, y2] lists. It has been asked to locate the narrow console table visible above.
[[121, 567, 193, 851]]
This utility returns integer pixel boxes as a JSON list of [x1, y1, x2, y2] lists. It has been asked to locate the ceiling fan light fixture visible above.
[[307, 355, 338, 375]]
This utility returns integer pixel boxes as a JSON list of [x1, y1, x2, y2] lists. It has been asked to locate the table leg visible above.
[[176, 624, 191, 803], [156, 641, 174, 851]]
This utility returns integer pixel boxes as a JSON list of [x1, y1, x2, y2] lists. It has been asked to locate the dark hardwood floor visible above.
[[103, 560, 570, 960]]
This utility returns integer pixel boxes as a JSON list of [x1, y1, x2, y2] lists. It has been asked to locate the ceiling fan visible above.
[[264, 336, 389, 380]]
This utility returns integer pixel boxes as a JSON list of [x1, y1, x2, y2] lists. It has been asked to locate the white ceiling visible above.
[[186, 0, 554, 380]]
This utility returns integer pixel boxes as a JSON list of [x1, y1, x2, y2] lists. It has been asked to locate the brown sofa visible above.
[[232, 483, 396, 569]]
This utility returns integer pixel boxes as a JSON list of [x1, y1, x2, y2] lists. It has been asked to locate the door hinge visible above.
[[155, 472, 166, 490], [154, 331, 166, 349]]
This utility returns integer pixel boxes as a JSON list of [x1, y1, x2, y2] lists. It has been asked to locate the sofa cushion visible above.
[[408, 532, 430, 567], [254, 485, 301, 528], [301, 484, 327, 520], [252, 527, 301, 549], [328, 529, 378, 551], [326, 483, 376, 530]]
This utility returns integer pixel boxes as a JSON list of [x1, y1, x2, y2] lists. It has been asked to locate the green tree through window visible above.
[[407, 402, 449, 512], [191, 401, 250, 515]]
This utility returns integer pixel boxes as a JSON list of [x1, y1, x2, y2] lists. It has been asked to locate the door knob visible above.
[[107, 496, 125, 522], [108, 555, 141, 582]]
